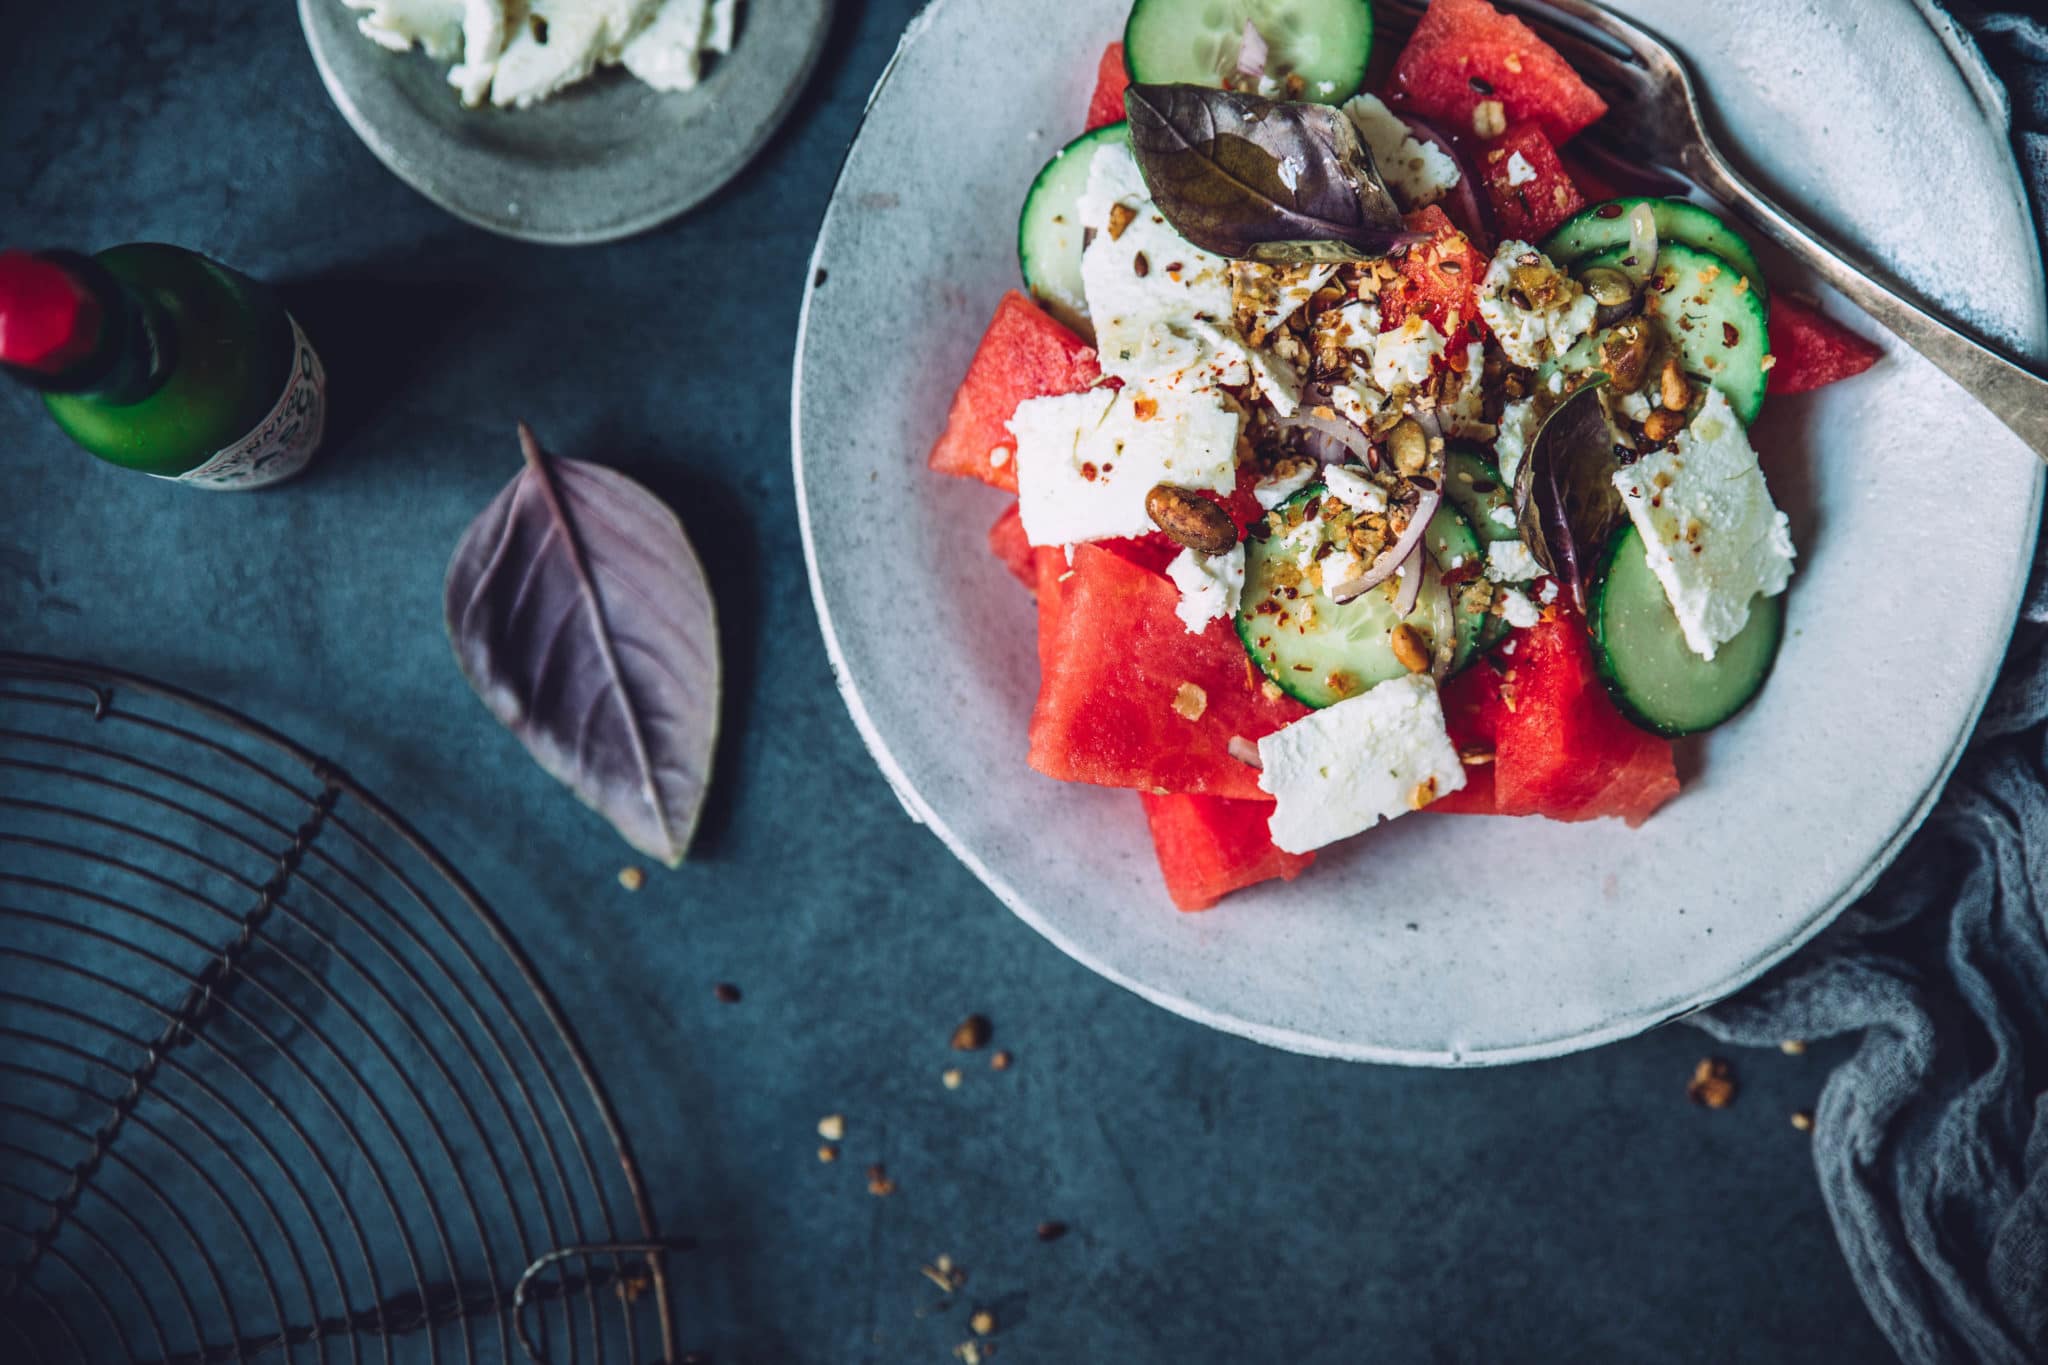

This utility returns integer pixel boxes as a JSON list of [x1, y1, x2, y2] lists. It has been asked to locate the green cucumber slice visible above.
[[1018, 121, 1128, 336], [1443, 446, 1518, 546], [1124, 0, 1375, 104], [1236, 487, 1482, 707], [1592, 523, 1783, 737], [1542, 198, 1769, 302], [1424, 501, 1491, 673], [1562, 242, 1771, 424]]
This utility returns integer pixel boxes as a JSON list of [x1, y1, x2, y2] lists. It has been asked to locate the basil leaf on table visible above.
[[1513, 378, 1628, 613], [1123, 83, 1419, 263], [445, 424, 720, 867]]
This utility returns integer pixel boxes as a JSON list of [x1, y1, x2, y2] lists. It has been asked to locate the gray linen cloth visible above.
[[1690, 12, 2048, 1362]]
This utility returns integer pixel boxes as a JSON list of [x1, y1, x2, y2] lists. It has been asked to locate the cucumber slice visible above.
[[1018, 121, 1128, 336], [1124, 0, 1375, 104], [1237, 487, 1481, 706], [1443, 446, 1517, 546], [1565, 242, 1771, 424], [1424, 502, 1492, 673], [1592, 523, 1783, 736], [1543, 198, 1769, 302]]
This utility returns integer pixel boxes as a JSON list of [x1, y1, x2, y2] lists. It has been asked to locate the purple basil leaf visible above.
[[1513, 377, 1628, 613], [1124, 83, 1418, 263], [445, 424, 720, 867]]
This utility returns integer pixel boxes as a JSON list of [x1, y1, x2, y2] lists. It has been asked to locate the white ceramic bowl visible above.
[[795, 0, 2046, 1063]]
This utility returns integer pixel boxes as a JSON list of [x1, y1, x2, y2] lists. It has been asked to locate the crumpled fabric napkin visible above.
[[1689, 10, 2048, 1363]]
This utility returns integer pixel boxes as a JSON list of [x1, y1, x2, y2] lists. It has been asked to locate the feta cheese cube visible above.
[[1322, 464, 1387, 515], [1370, 316, 1447, 393], [1486, 539, 1542, 582], [1494, 396, 1540, 486], [1328, 382, 1386, 429], [1316, 299, 1382, 361], [1611, 387, 1796, 659], [1476, 239, 1599, 368], [1077, 145, 1235, 380], [1498, 585, 1541, 628], [1343, 94, 1463, 208], [1236, 261, 1338, 339], [1009, 385, 1243, 548], [1166, 545, 1246, 633], [1257, 674, 1467, 853], [1254, 461, 1318, 509]]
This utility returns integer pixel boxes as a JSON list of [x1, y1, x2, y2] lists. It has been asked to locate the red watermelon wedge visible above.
[[1480, 124, 1586, 242], [1391, 0, 1609, 145], [929, 292, 1102, 493], [1768, 294, 1883, 395], [989, 503, 1036, 589], [1141, 792, 1315, 911], [1087, 42, 1130, 131]]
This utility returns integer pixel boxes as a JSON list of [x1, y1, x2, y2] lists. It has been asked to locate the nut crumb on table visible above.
[[1688, 1057, 1737, 1109]]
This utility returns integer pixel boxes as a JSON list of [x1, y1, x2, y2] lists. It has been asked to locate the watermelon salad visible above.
[[926, 0, 1883, 911]]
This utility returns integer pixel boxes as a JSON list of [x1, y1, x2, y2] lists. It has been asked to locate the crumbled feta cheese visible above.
[[491, 1, 654, 109], [1322, 464, 1387, 515], [1009, 385, 1242, 548], [1319, 545, 1363, 592], [346, 0, 508, 105], [1256, 674, 1467, 854], [1317, 299, 1382, 360], [1494, 396, 1540, 486], [1619, 388, 1654, 423], [1611, 387, 1796, 659], [1440, 341, 1493, 439], [1343, 94, 1463, 208], [1504, 151, 1538, 187], [1328, 382, 1386, 429], [1370, 316, 1447, 393], [1166, 545, 1246, 634], [1488, 504, 1517, 530], [1239, 262, 1338, 338], [1538, 579, 1559, 604], [1498, 586, 1541, 628], [1547, 370, 1566, 394], [1476, 239, 1599, 368], [1253, 461, 1318, 509], [1486, 539, 1542, 583]]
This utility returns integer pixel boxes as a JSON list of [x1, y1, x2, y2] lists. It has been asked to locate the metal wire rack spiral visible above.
[[0, 653, 682, 1364]]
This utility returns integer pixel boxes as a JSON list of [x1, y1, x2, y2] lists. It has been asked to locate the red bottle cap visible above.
[[0, 251, 105, 375]]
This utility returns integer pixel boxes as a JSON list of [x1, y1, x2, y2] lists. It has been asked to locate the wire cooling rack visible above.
[[0, 653, 681, 1364]]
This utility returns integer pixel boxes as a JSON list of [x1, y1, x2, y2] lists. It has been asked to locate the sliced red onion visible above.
[[1236, 20, 1269, 82], [1393, 112, 1495, 252], [1391, 544, 1426, 616], [1623, 203, 1660, 284], [1274, 407, 1375, 465], [1228, 735, 1264, 770], [1329, 483, 1442, 603]]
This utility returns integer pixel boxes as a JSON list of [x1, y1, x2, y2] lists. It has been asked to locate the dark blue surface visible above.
[[0, 2, 1895, 1360]]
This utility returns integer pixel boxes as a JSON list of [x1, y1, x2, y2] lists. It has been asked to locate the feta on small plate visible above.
[[1612, 387, 1795, 659], [1167, 545, 1246, 633], [1009, 385, 1243, 548], [1476, 240, 1598, 369], [1257, 674, 1467, 854], [1343, 94, 1462, 208]]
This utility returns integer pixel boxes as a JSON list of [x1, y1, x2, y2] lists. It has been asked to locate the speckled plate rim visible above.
[[298, 0, 832, 245], [792, 0, 2045, 1065]]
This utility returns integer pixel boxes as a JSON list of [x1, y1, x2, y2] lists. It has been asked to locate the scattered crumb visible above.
[[954, 1343, 985, 1364], [713, 982, 742, 1004], [1687, 1057, 1737, 1109], [818, 1113, 846, 1141], [617, 865, 645, 891], [942, 1068, 964, 1090], [950, 1015, 992, 1051], [817, 1144, 838, 1163], [1791, 1110, 1815, 1133], [922, 1257, 967, 1293], [970, 1309, 996, 1337], [867, 1163, 896, 1196], [990, 1051, 1013, 1071], [1036, 1220, 1068, 1243], [1779, 1039, 1807, 1056]]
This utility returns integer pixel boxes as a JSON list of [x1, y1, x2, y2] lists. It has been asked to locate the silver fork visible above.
[[1374, 0, 2048, 458]]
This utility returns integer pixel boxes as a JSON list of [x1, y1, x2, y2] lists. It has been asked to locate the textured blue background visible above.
[[0, 1, 1896, 1360]]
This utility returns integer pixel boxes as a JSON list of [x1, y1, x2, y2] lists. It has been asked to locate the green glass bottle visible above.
[[0, 244, 325, 489]]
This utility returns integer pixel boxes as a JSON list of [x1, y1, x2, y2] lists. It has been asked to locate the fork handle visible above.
[[1682, 143, 2048, 461]]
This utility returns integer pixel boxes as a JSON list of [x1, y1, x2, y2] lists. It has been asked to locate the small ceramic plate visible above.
[[795, 0, 2047, 1063], [300, 0, 830, 244]]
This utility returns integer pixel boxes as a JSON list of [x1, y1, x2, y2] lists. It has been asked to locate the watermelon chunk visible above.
[[1030, 544, 1308, 800], [1480, 124, 1586, 243], [1768, 294, 1882, 395], [929, 292, 1102, 493], [1140, 792, 1315, 911], [989, 503, 1036, 589], [1429, 657, 1510, 814], [1492, 612, 1678, 826], [1391, 0, 1609, 146], [1087, 41, 1130, 131], [1380, 205, 1489, 344]]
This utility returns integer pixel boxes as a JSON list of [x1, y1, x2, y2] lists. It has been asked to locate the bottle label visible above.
[[171, 316, 327, 491]]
